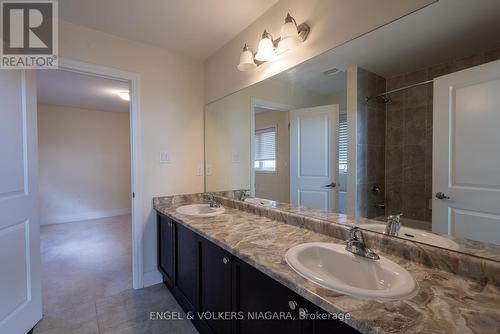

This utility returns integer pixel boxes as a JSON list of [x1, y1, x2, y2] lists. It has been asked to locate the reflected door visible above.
[[0, 71, 42, 333], [433, 60, 500, 245], [290, 105, 339, 211]]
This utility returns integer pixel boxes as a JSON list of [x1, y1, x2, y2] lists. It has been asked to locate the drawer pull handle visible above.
[[222, 257, 230, 265], [299, 307, 308, 317]]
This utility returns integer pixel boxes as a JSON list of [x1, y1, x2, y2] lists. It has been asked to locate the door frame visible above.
[[250, 98, 294, 197], [55, 58, 143, 289]]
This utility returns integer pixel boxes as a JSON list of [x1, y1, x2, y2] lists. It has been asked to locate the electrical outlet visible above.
[[160, 151, 171, 164], [232, 152, 241, 163], [196, 164, 204, 176], [206, 164, 213, 176]]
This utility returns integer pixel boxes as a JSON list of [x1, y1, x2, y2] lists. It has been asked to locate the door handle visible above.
[[435, 192, 450, 200], [324, 182, 337, 188]]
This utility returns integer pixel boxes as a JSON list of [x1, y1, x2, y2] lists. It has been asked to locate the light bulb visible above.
[[255, 30, 275, 62]]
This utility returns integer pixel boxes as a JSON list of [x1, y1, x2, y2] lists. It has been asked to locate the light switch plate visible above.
[[160, 151, 171, 164]]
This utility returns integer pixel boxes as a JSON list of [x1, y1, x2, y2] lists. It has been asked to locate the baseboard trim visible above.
[[41, 208, 131, 225], [143, 270, 163, 288]]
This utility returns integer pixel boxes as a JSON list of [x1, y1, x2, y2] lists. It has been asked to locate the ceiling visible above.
[[275, 63, 347, 95], [59, 0, 278, 60], [37, 70, 130, 112], [271, 0, 500, 95]]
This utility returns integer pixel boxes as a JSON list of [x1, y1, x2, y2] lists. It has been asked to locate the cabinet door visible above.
[[232, 259, 301, 334], [175, 223, 200, 312], [158, 214, 175, 287], [200, 239, 232, 334]]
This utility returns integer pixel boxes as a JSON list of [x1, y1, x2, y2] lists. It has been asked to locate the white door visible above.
[[433, 60, 500, 245], [290, 105, 339, 211], [0, 70, 42, 333]]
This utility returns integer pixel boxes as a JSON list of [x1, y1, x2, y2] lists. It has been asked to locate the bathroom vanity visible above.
[[157, 212, 358, 334], [154, 193, 500, 334]]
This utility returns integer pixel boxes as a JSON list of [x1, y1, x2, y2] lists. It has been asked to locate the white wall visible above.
[[38, 104, 131, 224], [204, 0, 434, 103], [58, 20, 205, 277]]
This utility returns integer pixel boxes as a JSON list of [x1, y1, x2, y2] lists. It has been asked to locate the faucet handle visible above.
[[388, 213, 403, 221], [349, 226, 364, 241]]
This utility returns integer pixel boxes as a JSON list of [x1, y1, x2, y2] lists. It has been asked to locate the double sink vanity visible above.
[[153, 192, 500, 334]]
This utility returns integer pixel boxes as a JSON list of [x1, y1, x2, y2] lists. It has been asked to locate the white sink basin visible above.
[[361, 224, 460, 250], [285, 242, 418, 301], [176, 204, 225, 217], [244, 197, 274, 207]]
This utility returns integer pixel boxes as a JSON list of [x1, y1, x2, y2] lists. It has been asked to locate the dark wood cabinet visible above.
[[174, 223, 200, 312], [157, 214, 175, 287], [200, 239, 232, 334], [156, 214, 360, 334], [232, 258, 301, 334]]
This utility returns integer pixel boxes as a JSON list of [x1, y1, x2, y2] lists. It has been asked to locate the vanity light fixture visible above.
[[237, 13, 310, 71], [237, 44, 257, 71], [117, 91, 130, 101]]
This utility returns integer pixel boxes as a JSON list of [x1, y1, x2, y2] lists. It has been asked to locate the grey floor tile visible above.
[[34, 216, 198, 334], [32, 316, 99, 334]]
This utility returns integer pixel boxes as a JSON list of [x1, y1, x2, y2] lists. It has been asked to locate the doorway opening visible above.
[[35, 59, 142, 320], [250, 98, 346, 213], [251, 99, 292, 204]]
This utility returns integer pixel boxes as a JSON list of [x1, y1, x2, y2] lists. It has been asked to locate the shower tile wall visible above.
[[356, 68, 386, 218], [385, 47, 500, 225]]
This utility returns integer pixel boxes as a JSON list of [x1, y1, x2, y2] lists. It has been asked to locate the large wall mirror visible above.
[[205, 1, 500, 261]]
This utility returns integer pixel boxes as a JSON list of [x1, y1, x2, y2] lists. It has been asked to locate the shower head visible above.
[[379, 95, 391, 103], [365, 95, 391, 103]]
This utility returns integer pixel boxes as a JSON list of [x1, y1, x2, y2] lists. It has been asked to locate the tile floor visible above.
[[33, 215, 197, 334]]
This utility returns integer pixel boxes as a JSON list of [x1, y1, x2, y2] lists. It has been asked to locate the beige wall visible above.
[[58, 20, 205, 276], [328, 91, 347, 111], [205, 76, 330, 192], [204, 0, 434, 103], [38, 104, 131, 224], [255, 110, 290, 203]]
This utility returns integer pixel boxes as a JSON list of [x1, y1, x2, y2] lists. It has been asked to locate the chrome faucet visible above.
[[346, 227, 379, 260], [239, 190, 250, 201], [385, 213, 403, 236], [206, 193, 220, 208]]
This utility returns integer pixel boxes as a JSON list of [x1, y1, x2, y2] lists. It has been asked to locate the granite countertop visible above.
[[245, 198, 500, 263], [153, 198, 500, 334]]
